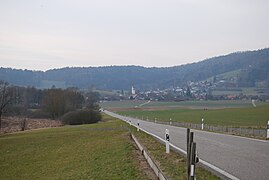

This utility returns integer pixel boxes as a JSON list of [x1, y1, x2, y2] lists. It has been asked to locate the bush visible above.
[[62, 109, 101, 125]]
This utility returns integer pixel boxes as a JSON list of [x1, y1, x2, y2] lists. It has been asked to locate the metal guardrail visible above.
[[145, 119, 267, 138], [131, 134, 167, 180]]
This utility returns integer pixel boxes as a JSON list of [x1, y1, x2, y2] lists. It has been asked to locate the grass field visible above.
[[101, 100, 269, 128], [119, 105, 269, 128], [101, 100, 269, 110], [0, 115, 150, 180], [101, 100, 148, 109]]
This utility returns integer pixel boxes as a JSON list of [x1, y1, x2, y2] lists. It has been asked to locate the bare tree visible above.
[[0, 81, 12, 131]]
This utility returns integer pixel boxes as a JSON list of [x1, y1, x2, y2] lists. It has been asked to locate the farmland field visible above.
[[0, 115, 150, 180], [101, 100, 268, 110], [101, 100, 269, 128], [118, 105, 269, 128]]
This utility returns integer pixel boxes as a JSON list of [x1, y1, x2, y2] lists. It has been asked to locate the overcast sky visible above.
[[0, 0, 269, 71]]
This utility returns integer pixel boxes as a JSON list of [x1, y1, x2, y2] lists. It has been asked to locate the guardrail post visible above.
[[165, 129, 170, 153]]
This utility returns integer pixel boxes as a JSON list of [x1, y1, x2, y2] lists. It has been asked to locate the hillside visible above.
[[1, 48, 269, 90]]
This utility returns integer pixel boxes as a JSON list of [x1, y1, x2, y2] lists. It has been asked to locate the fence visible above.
[[144, 118, 267, 138]]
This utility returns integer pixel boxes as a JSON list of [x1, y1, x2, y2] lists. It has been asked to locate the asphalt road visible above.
[[105, 110, 269, 180]]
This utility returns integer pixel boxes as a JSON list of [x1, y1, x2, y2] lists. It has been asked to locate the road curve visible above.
[[105, 110, 269, 180]]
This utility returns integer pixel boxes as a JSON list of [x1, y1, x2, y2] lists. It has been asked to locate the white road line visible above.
[[105, 111, 240, 180]]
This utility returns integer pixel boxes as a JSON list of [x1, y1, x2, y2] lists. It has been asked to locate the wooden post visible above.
[[190, 142, 196, 180]]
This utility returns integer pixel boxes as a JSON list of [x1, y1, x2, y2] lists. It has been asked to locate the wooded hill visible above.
[[1, 48, 269, 90]]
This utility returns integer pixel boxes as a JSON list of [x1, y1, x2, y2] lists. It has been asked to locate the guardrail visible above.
[[104, 110, 240, 180], [131, 134, 167, 180], [144, 118, 267, 138]]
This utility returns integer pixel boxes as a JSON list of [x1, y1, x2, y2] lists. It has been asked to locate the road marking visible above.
[[138, 125, 240, 180], [105, 111, 240, 180]]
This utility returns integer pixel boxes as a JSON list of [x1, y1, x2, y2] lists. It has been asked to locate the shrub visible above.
[[62, 109, 101, 125]]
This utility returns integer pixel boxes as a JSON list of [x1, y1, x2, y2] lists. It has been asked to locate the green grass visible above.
[[101, 100, 269, 110], [119, 105, 269, 128], [101, 100, 148, 109], [131, 126, 219, 179], [142, 100, 260, 108], [0, 115, 149, 180], [206, 69, 241, 82]]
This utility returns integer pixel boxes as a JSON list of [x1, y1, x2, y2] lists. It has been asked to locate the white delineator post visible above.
[[165, 129, 170, 153], [170, 118, 172, 125], [137, 120, 140, 131], [201, 118, 204, 130], [252, 99, 257, 107], [267, 120, 269, 139]]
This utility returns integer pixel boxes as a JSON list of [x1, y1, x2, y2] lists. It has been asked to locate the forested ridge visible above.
[[1, 48, 269, 90]]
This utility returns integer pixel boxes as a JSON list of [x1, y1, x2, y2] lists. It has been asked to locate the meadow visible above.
[[0, 115, 149, 180], [0, 113, 219, 179], [118, 105, 269, 128], [100, 100, 269, 128], [101, 99, 268, 110]]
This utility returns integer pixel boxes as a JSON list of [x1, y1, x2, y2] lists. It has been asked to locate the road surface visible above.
[[105, 110, 269, 180]]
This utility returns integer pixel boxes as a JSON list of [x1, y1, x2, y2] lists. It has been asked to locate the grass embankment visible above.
[[119, 105, 269, 128], [131, 126, 219, 179], [0, 115, 150, 180]]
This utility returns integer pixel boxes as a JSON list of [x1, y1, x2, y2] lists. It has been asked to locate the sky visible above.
[[0, 0, 269, 71]]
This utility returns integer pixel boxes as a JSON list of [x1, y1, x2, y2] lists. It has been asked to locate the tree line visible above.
[[0, 81, 101, 131], [1, 48, 269, 90]]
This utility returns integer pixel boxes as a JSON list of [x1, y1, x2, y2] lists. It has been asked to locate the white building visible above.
[[131, 86, 136, 95]]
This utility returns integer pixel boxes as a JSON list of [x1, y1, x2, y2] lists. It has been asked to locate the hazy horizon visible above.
[[1, 0, 269, 71], [1, 47, 268, 72]]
